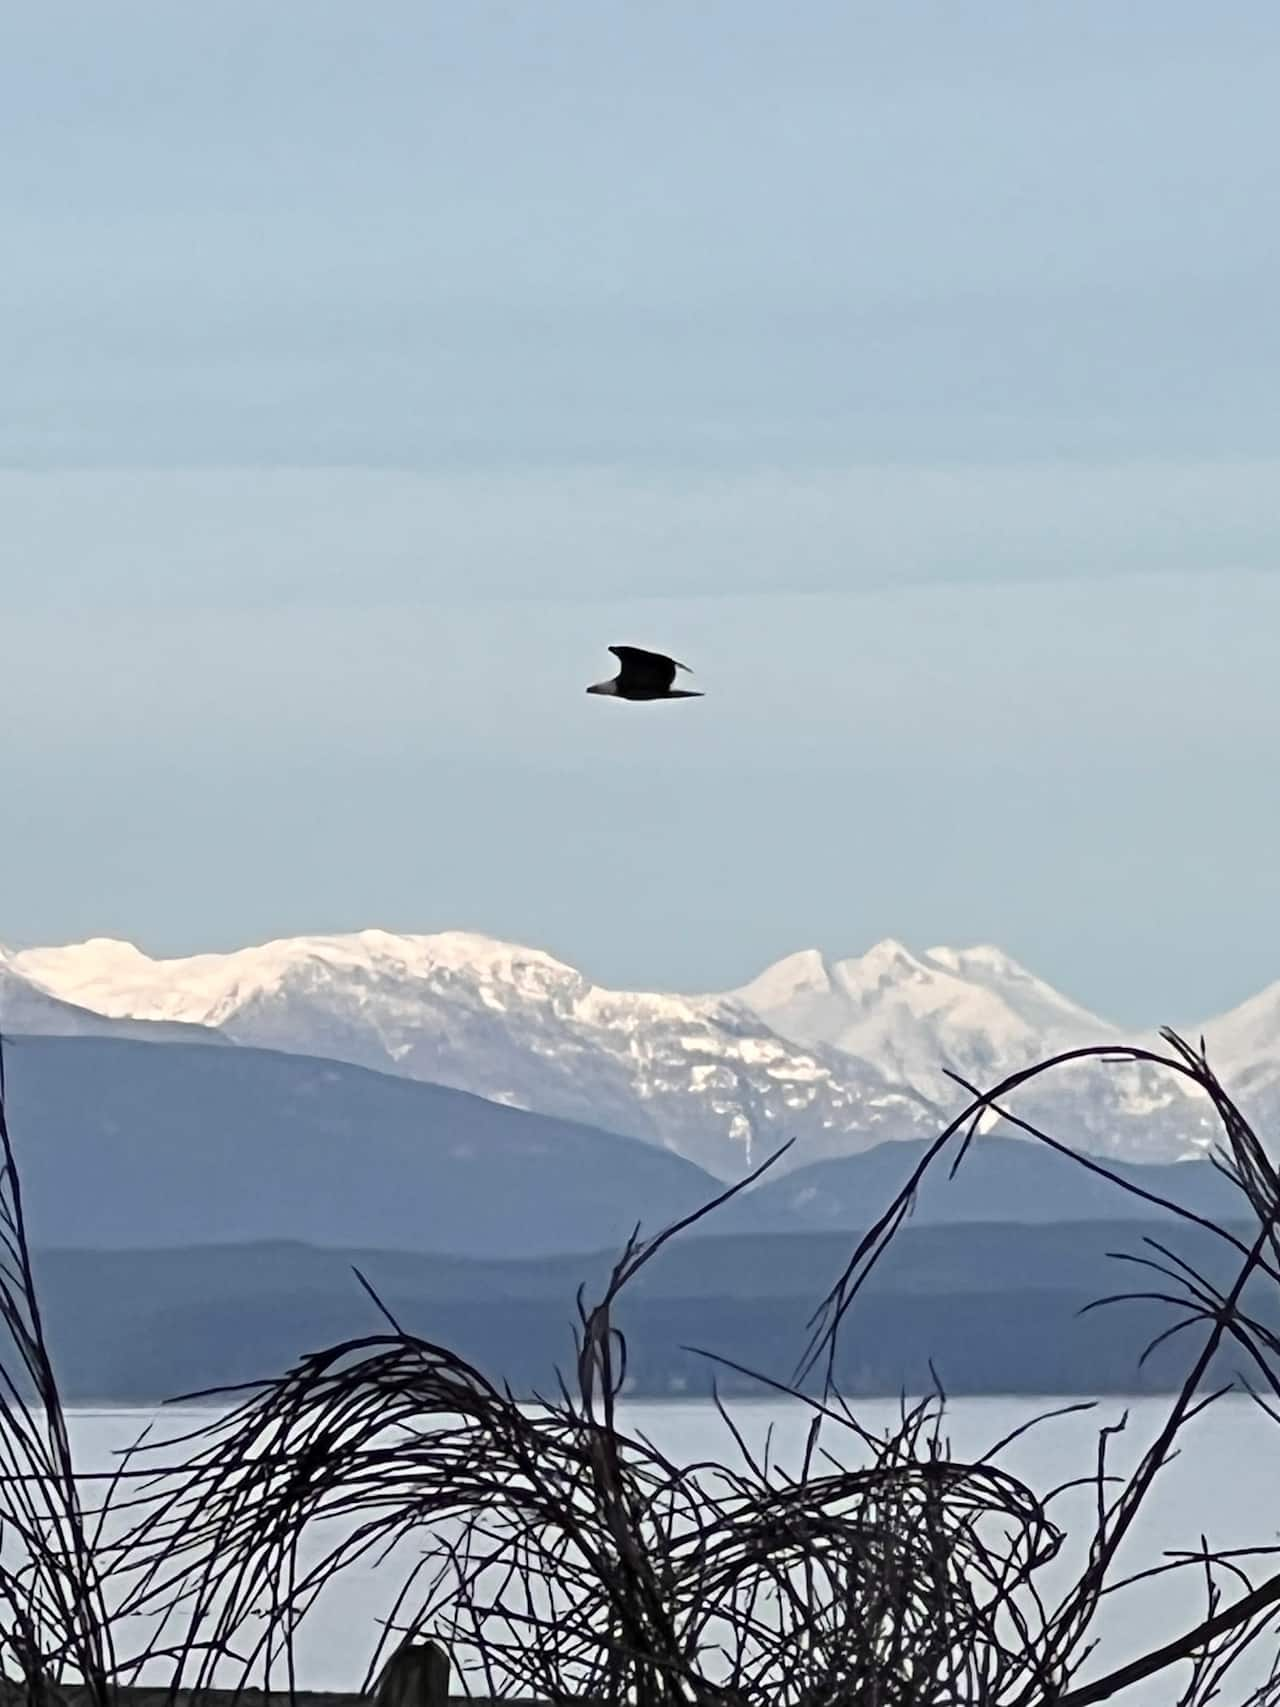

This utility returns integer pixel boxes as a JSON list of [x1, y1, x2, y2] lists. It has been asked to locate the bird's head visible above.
[[585, 679, 618, 696]]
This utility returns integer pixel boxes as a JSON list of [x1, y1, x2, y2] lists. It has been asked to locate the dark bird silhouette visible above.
[[585, 646, 704, 701]]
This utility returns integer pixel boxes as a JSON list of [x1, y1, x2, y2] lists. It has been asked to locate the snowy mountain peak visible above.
[[1200, 980, 1280, 1094], [926, 943, 1023, 978], [15, 929, 588, 1030], [922, 943, 1112, 1035], [841, 938, 934, 989], [21, 935, 155, 985], [738, 936, 1120, 1098], [734, 948, 835, 1009]]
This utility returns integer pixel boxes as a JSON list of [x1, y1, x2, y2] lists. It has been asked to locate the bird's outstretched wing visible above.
[[609, 645, 688, 692]]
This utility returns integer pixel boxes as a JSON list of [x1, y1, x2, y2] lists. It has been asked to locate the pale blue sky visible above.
[[2, 2, 1279, 1021]]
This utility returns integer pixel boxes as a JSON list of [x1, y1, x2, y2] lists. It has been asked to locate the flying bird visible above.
[[585, 646, 704, 701]]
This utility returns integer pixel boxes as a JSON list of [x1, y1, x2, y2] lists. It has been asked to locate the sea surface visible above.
[[58, 1397, 1280, 1702]]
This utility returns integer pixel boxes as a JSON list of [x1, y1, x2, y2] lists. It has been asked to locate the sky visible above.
[[2, 1, 1279, 1023]]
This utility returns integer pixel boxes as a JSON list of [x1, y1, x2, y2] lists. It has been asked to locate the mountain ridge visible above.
[[0, 947, 225, 1049], [9, 928, 1265, 1175], [0, 1033, 752, 1256], [30, 1218, 1253, 1402], [0, 1034, 1244, 1256], [12, 931, 941, 1177]]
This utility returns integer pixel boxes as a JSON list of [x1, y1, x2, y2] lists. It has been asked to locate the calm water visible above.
[[61, 1396, 1280, 1701]]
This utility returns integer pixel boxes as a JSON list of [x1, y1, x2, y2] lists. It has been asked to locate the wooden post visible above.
[[371, 1640, 450, 1707]]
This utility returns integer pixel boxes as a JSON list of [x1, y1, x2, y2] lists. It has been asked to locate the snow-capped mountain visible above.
[[735, 939, 1114, 1100], [0, 949, 103, 1035], [735, 939, 1217, 1163], [0, 946, 224, 1048], [1200, 983, 1280, 1107], [13, 932, 940, 1179], [13, 929, 1257, 1175]]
